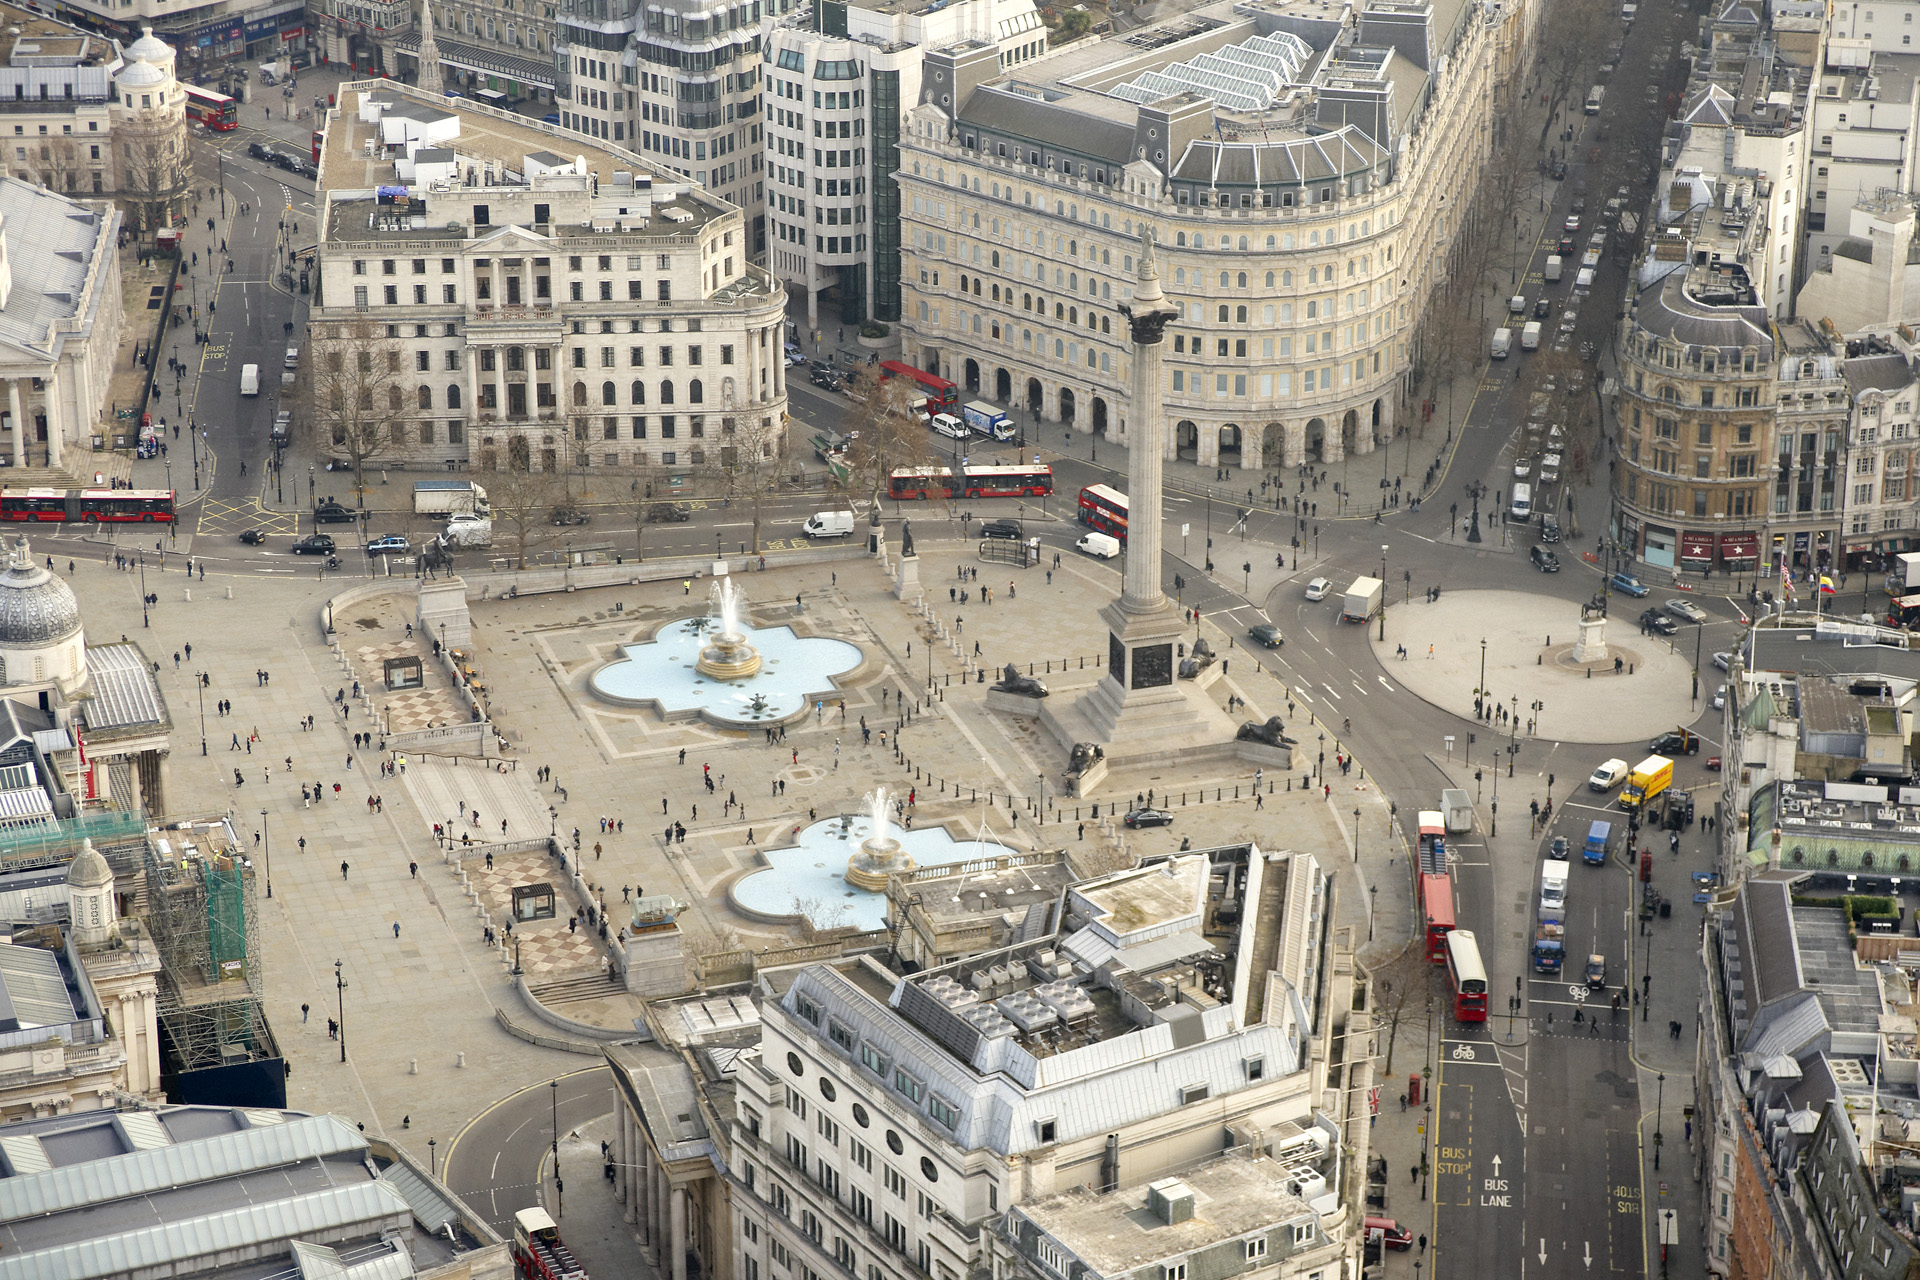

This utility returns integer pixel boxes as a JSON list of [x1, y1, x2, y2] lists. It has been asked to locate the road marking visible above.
[[1349, 680, 1368, 695], [1321, 683, 1342, 699], [1377, 676, 1395, 692]]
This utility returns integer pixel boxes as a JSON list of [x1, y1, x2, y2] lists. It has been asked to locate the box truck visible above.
[[1521, 321, 1543, 351], [961, 400, 1014, 441], [413, 480, 491, 517], [803, 510, 855, 538], [1441, 788, 1472, 833], [1491, 327, 1513, 359], [1888, 551, 1920, 595], [1341, 576, 1384, 623], [1540, 860, 1570, 914], [1621, 755, 1674, 809]]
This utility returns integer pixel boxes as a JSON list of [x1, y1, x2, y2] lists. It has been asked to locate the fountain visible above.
[[695, 576, 763, 680], [843, 786, 917, 891]]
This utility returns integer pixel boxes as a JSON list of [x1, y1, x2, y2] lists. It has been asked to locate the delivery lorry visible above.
[[414, 480, 492, 518], [803, 510, 855, 538], [1521, 321, 1542, 351], [1441, 788, 1472, 833], [1532, 917, 1565, 974], [961, 400, 1014, 441], [1889, 551, 1920, 596], [1491, 327, 1513, 359], [1540, 859, 1570, 914], [1341, 576, 1384, 623], [1583, 819, 1612, 865], [1621, 754, 1674, 810]]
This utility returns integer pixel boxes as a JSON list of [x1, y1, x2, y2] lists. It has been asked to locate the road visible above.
[[442, 1066, 617, 1236]]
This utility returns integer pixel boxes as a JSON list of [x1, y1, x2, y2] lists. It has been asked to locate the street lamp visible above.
[[1466, 480, 1486, 544], [1352, 807, 1360, 863], [138, 554, 148, 629], [550, 1078, 564, 1218], [1368, 884, 1377, 940], [259, 808, 271, 898], [1379, 544, 1388, 641], [1317, 731, 1325, 781], [196, 672, 207, 756], [333, 959, 347, 1063], [429, 1137, 438, 1179], [1653, 1072, 1666, 1170]]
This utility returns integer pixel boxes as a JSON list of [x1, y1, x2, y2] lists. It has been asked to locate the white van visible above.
[[803, 510, 855, 538], [1544, 255, 1563, 282], [1491, 327, 1513, 359], [239, 364, 259, 396], [929, 413, 968, 440], [1588, 758, 1630, 791], [1510, 483, 1533, 520], [1575, 267, 1595, 293], [1075, 531, 1121, 559], [1521, 321, 1542, 351]]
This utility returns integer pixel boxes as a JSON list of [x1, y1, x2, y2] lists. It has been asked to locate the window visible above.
[[1291, 1223, 1314, 1246], [1164, 1266, 1187, 1280], [927, 1096, 958, 1129], [1244, 1240, 1268, 1260], [893, 1069, 923, 1103], [860, 1044, 889, 1076]]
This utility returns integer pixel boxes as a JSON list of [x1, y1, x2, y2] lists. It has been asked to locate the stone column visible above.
[[616, 1107, 631, 1212], [1282, 421, 1305, 469], [43, 369, 61, 469], [466, 346, 483, 427], [670, 1183, 688, 1280], [492, 348, 506, 424], [641, 1145, 659, 1259], [8, 379, 23, 468], [1117, 242, 1175, 614]]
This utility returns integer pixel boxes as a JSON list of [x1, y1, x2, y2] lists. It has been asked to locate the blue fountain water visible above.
[[733, 816, 1008, 931], [589, 617, 861, 725]]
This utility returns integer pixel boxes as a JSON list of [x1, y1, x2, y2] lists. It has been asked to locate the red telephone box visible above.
[[1640, 850, 1653, 883]]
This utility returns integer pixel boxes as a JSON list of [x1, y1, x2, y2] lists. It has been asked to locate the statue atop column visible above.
[[1119, 231, 1179, 348]]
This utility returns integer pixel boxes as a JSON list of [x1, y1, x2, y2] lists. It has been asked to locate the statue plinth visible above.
[[1572, 610, 1609, 664], [845, 837, 915, 891], [696, 632, 762, 679]]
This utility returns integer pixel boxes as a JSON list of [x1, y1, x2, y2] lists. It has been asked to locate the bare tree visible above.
[[484, 464, 562, 569], [310, 317, 412, 508], [1536, 0, 1613, 147], [1362, 940, 1436, 1078], [720, 408, 789, 552], [843, 366, 932, 510], [41, 139, 84, 196]]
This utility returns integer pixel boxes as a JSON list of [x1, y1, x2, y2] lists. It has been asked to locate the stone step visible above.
[[525, 971, 620, 1006]]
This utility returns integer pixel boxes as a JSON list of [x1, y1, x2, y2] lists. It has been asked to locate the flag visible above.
[[1781, 558, 1795, 600], [1819, 574, 1837, 595]]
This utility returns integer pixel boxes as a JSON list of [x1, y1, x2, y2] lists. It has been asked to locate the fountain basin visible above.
[[589, 617, 861, 727], [845, 836, 915, 891], [696, 632, 763, 680], [732, 817, 1009, 931]]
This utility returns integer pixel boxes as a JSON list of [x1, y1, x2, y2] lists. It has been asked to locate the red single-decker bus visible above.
[[878, 361, 958, 415], [1416, 810, 1453, 963], [1446, 929, 1489, 1022], [1078, 484, 1127, 539], [0, 488, 175, 522], [184, 85, 238, 131]]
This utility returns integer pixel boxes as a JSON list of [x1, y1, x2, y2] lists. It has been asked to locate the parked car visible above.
[[1304, 577, 1331, 601], [291, 534, 336, 555], [1364, 1218, 1414, 1252], [1123, 808, 1174, 829], [1610, 571, 1649, 597], [365, 535, 410, 556], [1248, 623, 1284, 648], [1663, 598, 1707, 624], [550, 505, 590, 526], [979, 519, 1022, 540], [1530, 545, 1561, 572], [1639, 608, 1678, 636], [645, 502, 690, 523], [238, 528, 268, 545], [313, 503, 358, 524]]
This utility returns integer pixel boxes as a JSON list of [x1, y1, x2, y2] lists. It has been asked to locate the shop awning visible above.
[[1720, 532, 1760, 563], [1680, 532, 1715, 564]]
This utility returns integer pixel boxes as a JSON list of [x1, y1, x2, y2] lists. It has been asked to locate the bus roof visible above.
[[959, 464, 1050, 477], [1417, 810, 1444, 833], [1082, 483, 1126, 505]]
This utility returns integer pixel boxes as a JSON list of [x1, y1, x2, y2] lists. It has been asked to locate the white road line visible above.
[[1377, 676, 1395, 692], [1350, 680, 1369, 695], [1321, 683, 1342, 699], [1294, 688, 1315, 703]]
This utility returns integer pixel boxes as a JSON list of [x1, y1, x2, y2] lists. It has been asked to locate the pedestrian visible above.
[[409, 861, 417, 878], [393, 922, 401, 938], [301, 1002, 310, 1022], [341, 861, 350, 879]]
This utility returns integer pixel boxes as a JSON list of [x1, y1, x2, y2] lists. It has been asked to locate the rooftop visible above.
[[0, 180, 112, 364], [1015, 1152, 1316, 1275]]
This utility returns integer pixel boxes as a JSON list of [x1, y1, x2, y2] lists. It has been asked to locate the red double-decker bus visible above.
[[878, 361, 958, 414], [1446, 929, 1489, 1022], [1417, 810, 1454, 964], [1078, 484, 1127, 539], [887, 465, 1053, 500], [0, 488, 175, 523], [183, 84, 238, 131]]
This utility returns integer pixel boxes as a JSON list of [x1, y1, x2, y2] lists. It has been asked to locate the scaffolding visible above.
[[142, 832, 270, 1072]]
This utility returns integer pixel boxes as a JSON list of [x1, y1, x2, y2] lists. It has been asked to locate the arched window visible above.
[[660, 380, 676, 405], [1236, 272, 1247, 288], [1236, 306, 1248, 322], [447, 385, 462, 408], [1265, 272, 1275, 288], [1217, 305, 1229, 323], [418, 385, 433, 410], [572, 382, 587, 406], [602, 381, 617, 406], [1218, 272, 1230, 288], [689, 379, 704, 404], [1282, 270, 1293, 286], [631, 380, 646, 404]]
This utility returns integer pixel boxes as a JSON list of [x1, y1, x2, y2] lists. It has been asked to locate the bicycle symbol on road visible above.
[[1568, 986, 1591, 1002], [1450, 1044, 1478, 1061]]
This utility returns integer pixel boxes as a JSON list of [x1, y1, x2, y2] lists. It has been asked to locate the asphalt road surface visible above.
[[442, 1066, 616, 1236]]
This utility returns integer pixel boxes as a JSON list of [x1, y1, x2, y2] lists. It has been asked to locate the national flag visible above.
[[1819, 575, 1837, 595]]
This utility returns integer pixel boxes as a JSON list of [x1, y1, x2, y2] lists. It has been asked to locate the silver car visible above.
[[1663, 598, 1708, 624]]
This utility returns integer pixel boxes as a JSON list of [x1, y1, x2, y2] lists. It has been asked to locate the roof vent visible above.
[[1146, 1177, 1195, 1225]]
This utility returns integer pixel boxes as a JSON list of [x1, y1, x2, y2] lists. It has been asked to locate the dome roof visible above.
[[67, 839, 111, 890], [125, 28, 174, 65], [115, 58, 168, 89], [0, 537, 81, 647]]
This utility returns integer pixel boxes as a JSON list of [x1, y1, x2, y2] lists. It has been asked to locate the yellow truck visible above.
[[1621, 755, 1673, 810]]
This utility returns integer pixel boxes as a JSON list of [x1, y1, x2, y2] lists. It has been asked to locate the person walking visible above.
[[340, 861, 350, 880]]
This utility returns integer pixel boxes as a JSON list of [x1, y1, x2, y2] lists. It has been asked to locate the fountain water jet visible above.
[[844, 785, 916, 890], [695, 576, 763, 679]]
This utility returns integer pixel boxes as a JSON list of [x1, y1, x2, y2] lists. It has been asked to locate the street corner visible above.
[[1367, 589, 1698, 745]]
